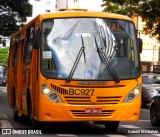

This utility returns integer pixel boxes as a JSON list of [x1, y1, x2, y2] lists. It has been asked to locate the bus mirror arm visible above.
[[137, 38, 143, 53], [33, 28, 41, 49]]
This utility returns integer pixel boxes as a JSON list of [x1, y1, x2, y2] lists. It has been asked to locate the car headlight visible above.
[[42, 84, 62, 103], [123, 85, 140, 102]]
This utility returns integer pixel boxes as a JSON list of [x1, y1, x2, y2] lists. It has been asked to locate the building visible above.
[[27, 0, 56, 22], [132, 15, 160, 72], [28, 0, 104, 22]]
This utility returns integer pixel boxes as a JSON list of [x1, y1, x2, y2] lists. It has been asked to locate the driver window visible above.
[[23, 25, 35, 64]]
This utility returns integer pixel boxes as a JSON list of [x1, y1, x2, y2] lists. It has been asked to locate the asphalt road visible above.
[[0, 86, 160, 137]]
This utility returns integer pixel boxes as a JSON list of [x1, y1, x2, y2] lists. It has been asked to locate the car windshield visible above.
[[143, 75, 160, 84], [40, 18, 141, 80]]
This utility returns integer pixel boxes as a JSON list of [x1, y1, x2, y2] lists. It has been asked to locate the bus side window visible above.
[[24, 25, 35, 64], [12, 36, 20, 67]]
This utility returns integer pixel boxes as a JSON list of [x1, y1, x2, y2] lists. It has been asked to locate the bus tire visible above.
[[104, 121, 119, 131], [13, 93, 20, 121], [27, 92, 33, 124], [27, 92, 44, 129], [32, 119, 44, 129]]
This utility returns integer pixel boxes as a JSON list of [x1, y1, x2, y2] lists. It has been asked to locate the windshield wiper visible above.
[[66, 35, 86, 82], [94, 35, 119, 83]]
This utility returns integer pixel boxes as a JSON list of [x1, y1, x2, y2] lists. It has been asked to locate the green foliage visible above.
[[102, 0, 160, 40], [102, 0, 141, 17], [0, 47, 9, 69], [0, 14, 20, 36], [0, 0, 32, 37], [140, 0, 160, 38]]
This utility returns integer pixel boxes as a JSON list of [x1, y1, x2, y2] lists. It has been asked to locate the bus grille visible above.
[[64, 96, 122, 105], [70, 110, 115, 117], [51, 84, 68, 95]]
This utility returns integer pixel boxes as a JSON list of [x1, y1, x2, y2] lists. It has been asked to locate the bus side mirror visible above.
[[33, 27, 41, 49], [138, 38, 143, 53]]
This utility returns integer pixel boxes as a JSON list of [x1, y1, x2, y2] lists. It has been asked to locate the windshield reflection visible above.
[[41, 18, 140, 80]]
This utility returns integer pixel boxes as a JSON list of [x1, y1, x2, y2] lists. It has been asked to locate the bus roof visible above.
[[40, 10, 131, 21]]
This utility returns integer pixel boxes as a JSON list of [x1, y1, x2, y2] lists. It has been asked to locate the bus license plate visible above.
[[85, 108, 102, 114]]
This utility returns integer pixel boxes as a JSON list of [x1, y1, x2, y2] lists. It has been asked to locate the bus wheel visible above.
[[104, 121, 119, 131], [32, 119, 44, 129], [27, 96, 44, 129], [13, 94, 20, 121]]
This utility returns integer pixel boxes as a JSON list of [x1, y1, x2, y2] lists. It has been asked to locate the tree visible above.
[[140, 0, 160, 40], [0, 0, 32, 37], [0, 47, 9, 69], [102, 0, 160, 40]]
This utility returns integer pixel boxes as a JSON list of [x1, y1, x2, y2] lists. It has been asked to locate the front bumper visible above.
[[37, 93, 141, 122]]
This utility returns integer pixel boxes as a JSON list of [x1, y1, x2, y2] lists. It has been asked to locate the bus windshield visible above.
[[41, 18, 140, 80]]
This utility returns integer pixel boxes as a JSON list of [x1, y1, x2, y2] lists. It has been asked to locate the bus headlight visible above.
[[123, 85, 140, 102], [49, 93, 61, 103], [42, 85, 62, 103], [43, 88, 50, 95]]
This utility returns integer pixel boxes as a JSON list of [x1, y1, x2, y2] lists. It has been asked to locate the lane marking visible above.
[[0, 89, 6, 93], [120, 125, 140, 128], [0, 120, 12, 128], [0, 113, 8, 119], [138, 120, 150, 122], [153, 134, 160, 137], [105, 135, 126, 137], [56, 134, 77, 137], [141, 109, 149, 112]]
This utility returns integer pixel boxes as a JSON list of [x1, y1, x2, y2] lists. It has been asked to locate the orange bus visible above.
[[7, 9, 142, 131]]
